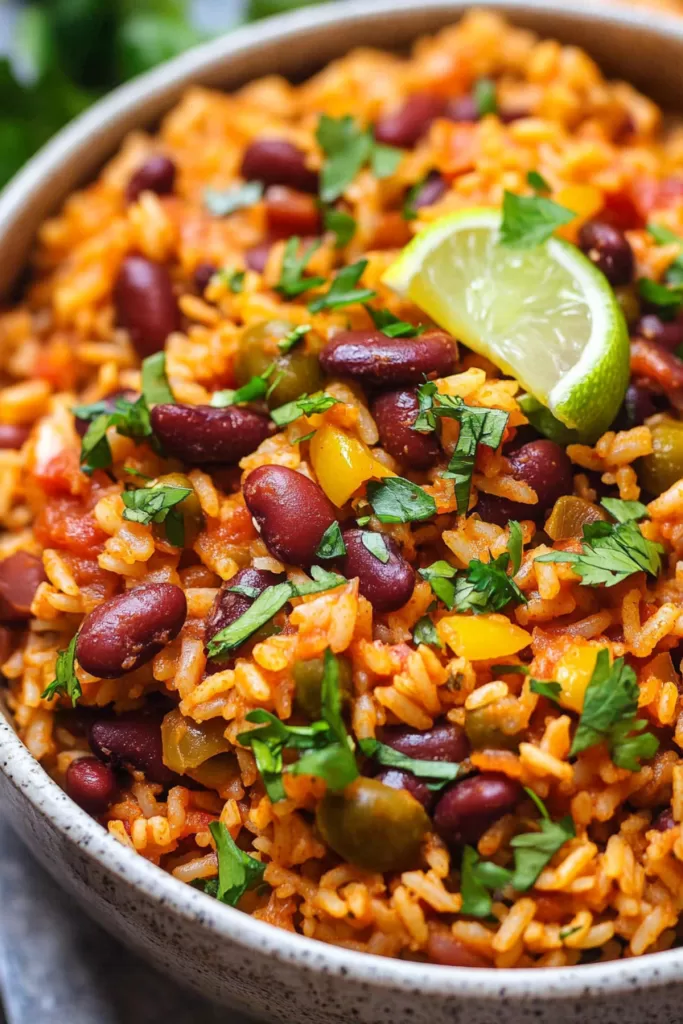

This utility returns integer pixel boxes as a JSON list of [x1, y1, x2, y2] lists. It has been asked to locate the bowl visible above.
[[2, 2, 683, 1021]]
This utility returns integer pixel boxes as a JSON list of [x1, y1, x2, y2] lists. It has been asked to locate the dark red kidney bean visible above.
[[434, 773, 522, 848], [113, 255, 180, 358], [76, 583, 187, 678], [125, 155, 177, 204], [339, 529, 415, 613], [653, 809, 676, 831], [205, 567, 284, 671], [434, 772, 522, 847], [634, 314, 683, 352], [409, 171, 447, 211], [65, 756, 117, 815], [578, 220, 634, 286], [474, 491, 531, 528], [150, 404, 274, 466], [193, 262, 217, 295], [0, 552, 47, 622], [320, 329, 456, 388], [498, 106, 530, 124], [427, 930, 489, 968], [372, 389, 440, 470], [89, 710, 175, 785], [245, 241, 272, 273], [243, 464, 336, 568], [444, 94, 479, 123], [374, 767, 433, 809], [622, 383, 657, 427], [0, 424, 29, 449], [265, 186, 322, 238], [0, 626, 13, 666], [507, 440, 574, 514], [241, 139, 318, 193], [630, 337, 683, 391], [375, 93, 446, 149], [382, 721, 470, 763], [73, 388, 139, 438]]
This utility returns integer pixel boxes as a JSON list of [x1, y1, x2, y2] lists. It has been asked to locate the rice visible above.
[[3, 7, 683, 970]]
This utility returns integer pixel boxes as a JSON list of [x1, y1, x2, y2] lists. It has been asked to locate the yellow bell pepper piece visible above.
[[437, 614, 531, 661], [554, 184, 603, 240], [309, 422, 392, 507], [555, 644, 609, 713]]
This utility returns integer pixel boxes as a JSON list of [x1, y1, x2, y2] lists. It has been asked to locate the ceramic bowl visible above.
[[2, 2, 683, 1021]]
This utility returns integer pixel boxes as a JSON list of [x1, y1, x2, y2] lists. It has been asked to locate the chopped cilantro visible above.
[[315, 521, 346, 559], [507, 519, 524, 574], [419, 560, 458, 609], [526, 170, 551, 195], [529, 679, 562, 703], [366, 476, 437, 524], [360, 531, 389, 564], [473, 77, 497, 117], [308, 259, 376, 313], [214, 268, 245, 294], [290, 649, 358, 789], [370, 142, 402, 179], [366, 305, 425, 338], [211, 364, 278, 408], [420, 526, 526, 614], [78, 393, 154, 475], [359, 737, 460, 789], [205, 821, 265, 907], [316, 114, 401, 204], [412, 613, 442, 649], [269, 390, 340, 427], [121, 483, 192, 546], [637, 277, 683, 317], [276, 236, 325, 299], [277, 324, 310, 354], [41, 634, 81, 706], [141, 351, 175, 406], [647, 223, 683, 286], [499, 190, 574, 249], [203, 180, 264, 217], [323, 208, 357, 248], [460, 845, 498, 918], [570, 649, 659, 771]]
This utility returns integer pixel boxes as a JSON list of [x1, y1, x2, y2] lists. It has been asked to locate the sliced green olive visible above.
[[545, 495, 608, 541], [161, 709, 231, 774], [638, 419, 683, 496], [294, 655, 353, 720], [316, 777, 430, 872], [235, 319, 323, 408], [464, 707, 521, 752]]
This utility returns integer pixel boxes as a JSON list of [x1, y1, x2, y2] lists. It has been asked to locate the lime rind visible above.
[[383, 208, 630, 442]]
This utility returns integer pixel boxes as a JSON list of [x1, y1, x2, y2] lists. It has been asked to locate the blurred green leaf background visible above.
[[0, 0, 330, 189]]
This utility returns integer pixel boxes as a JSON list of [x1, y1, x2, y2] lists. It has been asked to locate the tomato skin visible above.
[[35, 497, 108, 559]]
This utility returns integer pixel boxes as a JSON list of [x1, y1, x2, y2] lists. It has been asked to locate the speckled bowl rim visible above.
[[2, 0, 683, 1003]]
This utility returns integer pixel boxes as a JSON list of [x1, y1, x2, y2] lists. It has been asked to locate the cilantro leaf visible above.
[[292, 565, 347, 596], [473, 78, 497, 117], [570, 649, 659, 770], [365, 306, 425, 338], [277, 324, 310, 354], [419, 560, 458, 609], [536, 516, 664, 587], [370, 142, 402, 179], [366, 476, 437, 524], [269, 390, 340, 427], [141, 352, 175, 406], [250, 736, 286, 803], [276, 237, 325, 298], [600, 497, 649, 523], [648, 222, 683, 286], [638, 277, 683, 317], [450, 550, 527, 615], [317, 114, 373, 204], [121, 484, 192, 546], [360, 531, 389, 564], [499, 190, 574, 249], [208, 821, 265, 906], [41, 634, 81, 706], [529, 679, 562, 703], [526, 170, 550, 195], [509, 813, 575, 891], [206, 581, 292, 657], [507, 520, 523, 575], [212, 364, 278, 408], [413, 613, 442, 649], [316, 521, 346, 559], [359, 737, 459, 789], [323, 208, 357, 248], [80, 413, 114, 475], [291, 649, 357, 788], [308, 259, 376, 312], [204, 181, 264, 217], [213, 268, 245, 294], [460, 845, 497, 918]]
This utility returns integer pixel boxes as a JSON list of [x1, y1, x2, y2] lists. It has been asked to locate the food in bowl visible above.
[[3, 8, 683, 971]]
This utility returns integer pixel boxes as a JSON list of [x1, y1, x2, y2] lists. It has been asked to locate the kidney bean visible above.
[[243, 464, 336, 568], [433, 772, 522, 847], [374, 767, 433, 809], [89, 709, 175, 785], [427, 930, 489, 968], [653, 808, 676, 831], [150, 404, 274, 465], [375, 93, 446, 149], [66, 756, 117, 815], [245, 241, 272, 273], [444, 94, 479, 123], [113, 255, 180, 358], [630, 337, 683, 391], [125, 155, 177, 204], [193, 262, 217, 294], [578, 220, 634, 286], [241, 139, 318, 193], [382, 721, 470, 764], [0, 424, 29, 449], [339, 529, 415, 613], [506, 440, 574, 515], [634, 314, 683, 351], [474, 491, 531, 528], [0, 552, 47, 622], [205, 567, 284, 671], [622, 383, 657, 427], [265, 186, 322, 238], [409, 171, 447, 211], [0, 626, 13, 666], [73, 388, 139, 438], [76, 583, 187, 678], [372, 389, 440, 470], [320, 329, 456, 388]]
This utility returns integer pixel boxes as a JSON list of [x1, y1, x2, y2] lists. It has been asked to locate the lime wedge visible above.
[[383, 208, 629, 441]]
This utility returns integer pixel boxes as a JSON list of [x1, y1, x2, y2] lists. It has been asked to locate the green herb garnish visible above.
[[141, 351, 175, 406], [647, 223, 683, 286], [277, 324, 310, 354], [308, 259, 376, 313], [366, 476, 437, 524], [316, 522, 346, 559], [637, 277, 683, 317], [499, 190, 574, 249], [41, 634, 81, 706], [269, 390, 340, 428], [204, 181, 264, 217], [199, 821, 265, 906], [412, 613, 442, 649], [529, 679, 562, 703], [419, 524, 525, 614], [360, 532, 389, 563], [473, 77, 497, 117], [359, 736, 459, 789], [526, 170, 551, 195], [366, 306, 425, 338], [276, 237, 325, 299], [121, 483, 192, 546], [316, 113, 401, 204], [324, 208, 357, 248]]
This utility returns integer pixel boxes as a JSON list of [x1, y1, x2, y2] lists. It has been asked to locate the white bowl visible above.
[[2, 3, 683, 1021]]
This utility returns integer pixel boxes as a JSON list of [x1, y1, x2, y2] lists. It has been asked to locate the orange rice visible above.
[[3, 9, 683, 969]]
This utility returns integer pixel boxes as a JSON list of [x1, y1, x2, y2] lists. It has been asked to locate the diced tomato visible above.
[[599, 188, 645, 231], [180, 809, 217, 837], [64, 554, 119, 602], [33, 338, 77, 391], [33, 448, 83, 496], [633, 176, 683, 219], [34, 497, 108, 559], [212, 503, 258, 546]]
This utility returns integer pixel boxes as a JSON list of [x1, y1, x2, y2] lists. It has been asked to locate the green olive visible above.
[[316, 777, 430, 872], [464, 707, 521, 752], [545, 495, 608, 541], [294, 656, 353, 720], [161, 709, 231, 774], [235, 319, 323, 409], [154, 472, 203, 545], [614, 284, 640, 327], [638, 419, 683, 496]]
